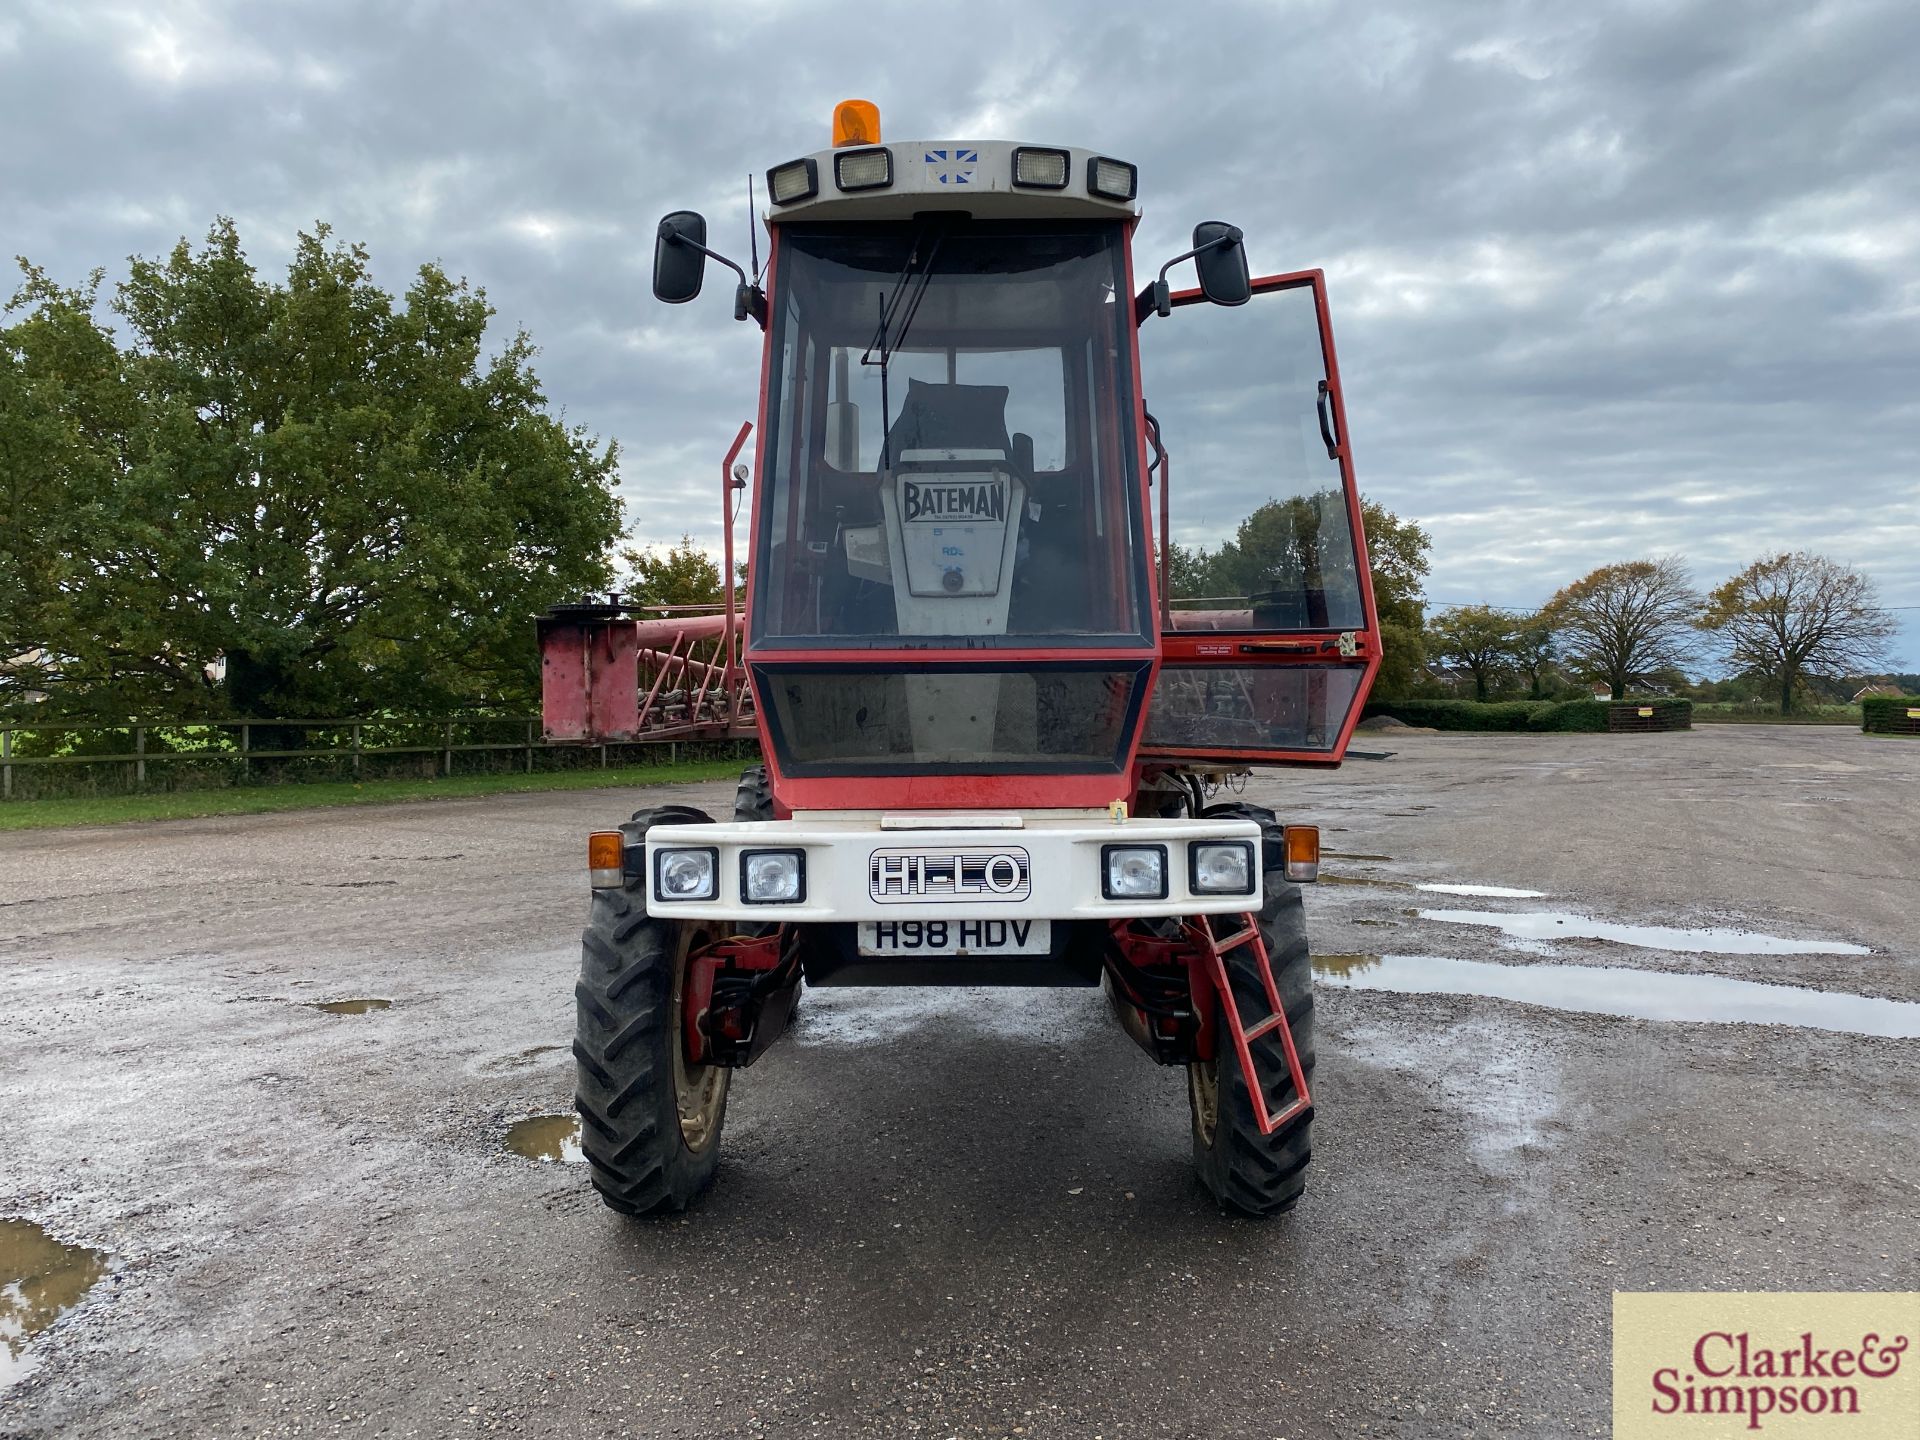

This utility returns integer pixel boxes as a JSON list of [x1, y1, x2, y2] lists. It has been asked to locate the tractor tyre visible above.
[[1187, 801, 1316, 1216], [734, 763, 773, 823], [574, 806, 730, 1215]]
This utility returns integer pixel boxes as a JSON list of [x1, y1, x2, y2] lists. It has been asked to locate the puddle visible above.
[[1416, 883, 1547, 899], [1318, 954, 1920, 1039], [1325, 852, 1394, 862], [304, 998, 392, 1015], [2, 1218, 107, 1390], [1419, 909, 1870, 956], [1312, 953, 1383, 977], [505, 1114, 583, 1164]]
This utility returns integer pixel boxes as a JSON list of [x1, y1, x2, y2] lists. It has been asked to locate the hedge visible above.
[[1362, 698, 1691, 733], [1861, 695, 1920, 735]]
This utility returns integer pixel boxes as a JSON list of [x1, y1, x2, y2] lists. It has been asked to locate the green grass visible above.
[[0, 757, 748, 832]]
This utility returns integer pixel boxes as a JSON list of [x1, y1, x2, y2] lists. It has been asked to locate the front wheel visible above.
[[1188, 803, 1315, 1216], [574, 808, 730, 1214]]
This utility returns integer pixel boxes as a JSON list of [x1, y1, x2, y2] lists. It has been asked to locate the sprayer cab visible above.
[[647, 102, 1377, 814]]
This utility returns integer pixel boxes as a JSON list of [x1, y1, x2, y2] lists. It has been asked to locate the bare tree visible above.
[[1545, 558, 1701, 701], [1699, 552, 1897, 714]]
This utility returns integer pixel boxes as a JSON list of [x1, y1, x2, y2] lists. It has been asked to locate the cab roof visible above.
[[765, 141, 1139, 223]]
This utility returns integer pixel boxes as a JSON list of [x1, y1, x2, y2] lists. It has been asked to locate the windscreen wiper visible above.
[[861, 217, 953, 472]]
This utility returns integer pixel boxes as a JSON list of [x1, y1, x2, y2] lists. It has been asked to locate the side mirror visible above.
[[1191, 221, 1250, 307], [653, 211, 708, 304]]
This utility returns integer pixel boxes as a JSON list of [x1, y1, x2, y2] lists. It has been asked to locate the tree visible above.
[[1509, 611, 1558, 699], [1162, 495, 1430, 701], [620, 535, 724, 611], [6, 219, 624, 718], [1428, 605, 1520, 701], [1359, 498, 1430, 701], [1699, 552, 1896, 714], [1203, 492, 1361, 619], [1159, 541, 1216, 602], [0, 264, 135, 709], [1544, 558, 1701, 700]]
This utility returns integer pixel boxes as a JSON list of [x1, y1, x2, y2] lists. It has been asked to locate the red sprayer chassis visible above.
[[548, 101, 1378, 1215]]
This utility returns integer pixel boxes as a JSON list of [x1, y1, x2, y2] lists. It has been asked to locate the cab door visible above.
[[1139, 270, 1379, 765]]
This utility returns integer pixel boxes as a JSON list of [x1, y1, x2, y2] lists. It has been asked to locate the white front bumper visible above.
[[641, 810, 1263, 923]]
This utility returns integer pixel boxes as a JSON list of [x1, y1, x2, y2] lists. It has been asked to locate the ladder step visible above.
[[1244, 1014, 1289, 1041]]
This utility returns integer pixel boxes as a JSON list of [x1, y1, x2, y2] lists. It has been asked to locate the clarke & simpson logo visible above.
[[1614, 1294, 1918, 1438], [1651, 1329, 1907, 1426]]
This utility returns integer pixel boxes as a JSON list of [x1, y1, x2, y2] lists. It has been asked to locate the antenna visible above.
[[747, 173, 761, 283]]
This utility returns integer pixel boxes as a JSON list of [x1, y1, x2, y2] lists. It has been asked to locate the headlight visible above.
[[1102, 844, 1167, 901], [1190, 841, 1256, 896], [742, 849, 805, 904], [654, 847, 717, 901], [834, 146, 892, 192], [766, 158, 819, 205]]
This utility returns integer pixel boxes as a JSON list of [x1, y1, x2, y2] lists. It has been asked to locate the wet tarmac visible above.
[[1, 725, 1915, 1437]]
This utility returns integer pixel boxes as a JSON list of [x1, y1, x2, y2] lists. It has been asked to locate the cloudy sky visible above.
[[5, 0, 1915, 666]]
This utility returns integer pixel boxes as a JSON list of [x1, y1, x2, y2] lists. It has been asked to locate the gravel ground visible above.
[[1, 725, 1915, 1438]]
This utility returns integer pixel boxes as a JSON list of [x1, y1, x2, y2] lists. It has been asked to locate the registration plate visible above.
[[856, 918, 1051, 957]]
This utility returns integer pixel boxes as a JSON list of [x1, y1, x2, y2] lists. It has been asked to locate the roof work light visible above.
[[1011, 147, 1070, 189], [834, 146, 892, 191], [1087, 156, 1138, 202], [766, 157, 819, 205]]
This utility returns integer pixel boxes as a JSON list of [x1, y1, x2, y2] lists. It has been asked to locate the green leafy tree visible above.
[[620, 535, 725, 612], [1544, 557, 1701, 700], [1159, 541, 1216, 602], [7, 219, 623, 719], [1, 264, 135, 709], [1204, 492, 1360, 622], [1162, 495, 1430, 701], [1698, 552, 1896, 714], [1509, 611, 1558, 698], [1358, 498, 1430, 702], [1428, 605, 1521, 701]]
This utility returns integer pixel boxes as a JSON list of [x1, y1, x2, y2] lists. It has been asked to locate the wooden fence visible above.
[[0, 716, 732, 801]]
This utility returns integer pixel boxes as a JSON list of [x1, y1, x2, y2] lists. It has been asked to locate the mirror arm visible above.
[[1134, 227, 1243, 326], [668, 234, 767, 329]]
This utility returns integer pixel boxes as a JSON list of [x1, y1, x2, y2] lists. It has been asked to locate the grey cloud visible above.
[[4, 0, 1914, 664]]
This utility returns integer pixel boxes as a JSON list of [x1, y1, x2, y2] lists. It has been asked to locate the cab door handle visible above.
[[1316, 379, 1341, 458]]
